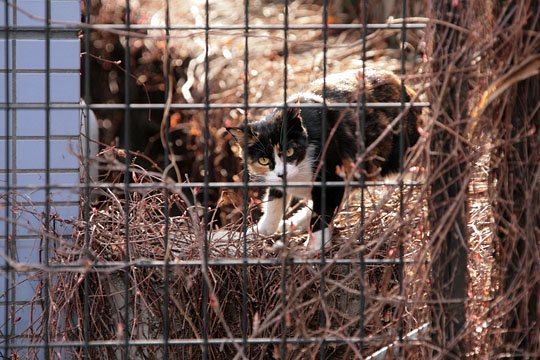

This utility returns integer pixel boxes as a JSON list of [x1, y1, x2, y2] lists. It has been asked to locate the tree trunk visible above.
[[427, 2, 479, 357], [492, 3, 540, 357]]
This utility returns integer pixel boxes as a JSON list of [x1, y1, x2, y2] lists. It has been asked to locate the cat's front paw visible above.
[[277, 218, 309, 234], [304, 228, 332, 252], [277, 205, 311, 234], [276, 220, 293, 234]]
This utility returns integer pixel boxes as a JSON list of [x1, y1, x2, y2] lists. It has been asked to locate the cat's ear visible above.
[[285, 107, 306, 131], [226, 126, 245, 142], [226, 126, 256, 145], [286, 107, 301, 122]]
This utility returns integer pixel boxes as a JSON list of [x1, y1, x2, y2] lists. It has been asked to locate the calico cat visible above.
[[227, 69, 421, 251]]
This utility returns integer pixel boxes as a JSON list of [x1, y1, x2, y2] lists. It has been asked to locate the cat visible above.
[[227, 69, 421, 251]]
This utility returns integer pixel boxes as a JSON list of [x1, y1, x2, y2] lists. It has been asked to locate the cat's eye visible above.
[[286, 148, 294, 157], [258, 157, 270, 165]]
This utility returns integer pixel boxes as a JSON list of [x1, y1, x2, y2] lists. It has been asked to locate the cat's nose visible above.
[[277, 173, 284, 178]]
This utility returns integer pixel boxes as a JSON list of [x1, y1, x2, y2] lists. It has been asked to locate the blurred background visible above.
[[83, 0, 427, 224]]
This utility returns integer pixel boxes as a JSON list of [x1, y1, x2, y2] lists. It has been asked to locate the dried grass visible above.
[[43, 164, 432, 359]]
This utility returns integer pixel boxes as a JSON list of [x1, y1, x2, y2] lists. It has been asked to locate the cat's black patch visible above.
[[268, 188, 284, 199]]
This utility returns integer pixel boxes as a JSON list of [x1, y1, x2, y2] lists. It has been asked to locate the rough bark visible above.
[[492, 2, 540, 357], [427, 1, 479, 357]]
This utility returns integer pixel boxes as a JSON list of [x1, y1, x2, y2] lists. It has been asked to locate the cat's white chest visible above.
[[286, 185, 312, 199]]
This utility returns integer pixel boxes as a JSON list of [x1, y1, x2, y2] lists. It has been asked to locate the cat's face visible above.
[[227, 108, 313, 183]]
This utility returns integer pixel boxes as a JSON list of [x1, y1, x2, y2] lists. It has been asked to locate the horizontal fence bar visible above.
[[87, 22, 427, 31], [0, 29, 78, 39], [0, 69, 79, 74], [0, 22, 427, 34], [0, 135, 79, 141], [0, 258, 414, 274], [0, 180, 423, 192], [0, 335, 405, 349], [0, 234, 73, 240], [366, 323, 430, 360], [0, 201, 78, 207], [0, 102, 431, 110], [0, 169, 79, 175]]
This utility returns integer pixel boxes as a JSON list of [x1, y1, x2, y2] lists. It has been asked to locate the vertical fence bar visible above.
[[43, 0, 52, 358], [123, 0, 132, 358], [202, 0, 210, 358], [241, 0, 250, 357], [82, 0, 92, 357], [319, 0, 328, 358], [398, 0, 407, 354], [280, 0, 289, 358], [7, 9, 15, 360], [357, 0, 368, 355], [162, 0, 172, 357], [2, 0, 11, 357]]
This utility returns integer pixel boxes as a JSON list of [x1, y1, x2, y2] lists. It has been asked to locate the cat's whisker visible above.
[[249, 175, 264, 182]]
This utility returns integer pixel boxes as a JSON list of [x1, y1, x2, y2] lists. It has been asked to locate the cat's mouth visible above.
[[263, 160, 313, 183], [264, 171, 307, 183]]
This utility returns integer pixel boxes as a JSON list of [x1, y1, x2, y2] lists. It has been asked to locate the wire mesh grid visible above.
[[1, 0, 434, 359]]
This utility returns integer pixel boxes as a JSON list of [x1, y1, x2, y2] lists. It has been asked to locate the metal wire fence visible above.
[[8, 0, 537, 359]]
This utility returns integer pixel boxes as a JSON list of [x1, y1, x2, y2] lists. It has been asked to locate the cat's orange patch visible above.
[[248, 133, 260, 146], [248, 159, 269, 176]]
